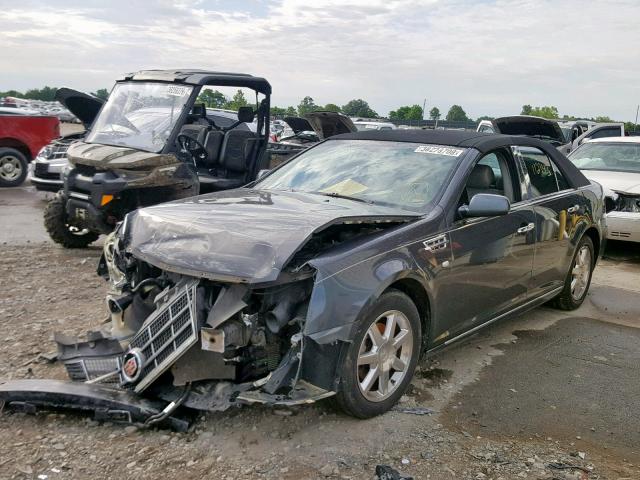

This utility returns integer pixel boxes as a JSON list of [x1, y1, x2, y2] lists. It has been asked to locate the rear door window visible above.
[[589, 127, 622, 140], [517, 146, 559, 198]]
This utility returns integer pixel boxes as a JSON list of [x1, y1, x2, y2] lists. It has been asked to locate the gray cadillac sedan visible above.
[[0, 129, 606, 424]]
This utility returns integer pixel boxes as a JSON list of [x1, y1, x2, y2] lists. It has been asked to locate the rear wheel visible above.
[[551, 235, 594, 310], [334, 290, 421, 418], [44, 193, 100, 248], [0, 148, 28, 187]]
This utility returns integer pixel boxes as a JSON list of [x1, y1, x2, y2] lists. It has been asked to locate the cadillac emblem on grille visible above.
[[122, 279, 199, 393]]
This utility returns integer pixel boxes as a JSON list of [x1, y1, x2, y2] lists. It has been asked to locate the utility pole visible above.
[[635, 105, 639, 132], [422, 98, 427, 125]]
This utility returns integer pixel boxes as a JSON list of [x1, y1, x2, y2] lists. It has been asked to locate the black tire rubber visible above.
[[44, 193, 100, 248], [551, 235, 594, 311], [0, 147, 28, 187], [334, 289, 421, 418]]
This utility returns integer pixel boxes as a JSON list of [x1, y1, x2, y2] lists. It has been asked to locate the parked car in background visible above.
[[0, 111, 60, 187], [476, 116, 567, 149], [353, 120, 397, 131], [31, 88, 104, 192], [269, 111, 356, 163], [568, 137, 640, 242], [559, 123, 625, 155]]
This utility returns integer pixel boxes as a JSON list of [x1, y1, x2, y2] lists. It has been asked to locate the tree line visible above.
[[3, 86, 637, 131]]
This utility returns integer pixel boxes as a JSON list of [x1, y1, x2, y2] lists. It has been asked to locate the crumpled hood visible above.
[[120, 189, 419, 284], [583, 170, 640, 195]]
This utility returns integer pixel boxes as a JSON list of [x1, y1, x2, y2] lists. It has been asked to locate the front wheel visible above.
[[551, 235, 594, 310], [334, 290, 421, 418], [0, 147, 28, 187], [44, 193, 100, 248]]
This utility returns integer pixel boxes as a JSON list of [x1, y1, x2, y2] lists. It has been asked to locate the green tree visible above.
[[595, 115, 613, 123], [341, 99, 377, 118], [389, 104, 423, 121], [297, 96, 318, 116], [197, 89, 227, 108], [0, 89, 25, 98], [476, 115, 494, 121], [323, 103, 341, 113], [445, 105, 469, 122], [91, 88, 109, 101], [226, 90, 249, 110], [23, 86, 58, 101], [285, 106, 297, 116], [521, 104, 533, 115], [429, 107, 441, 121], [270, 106, 288, 116], [528, 105, 559, 119]]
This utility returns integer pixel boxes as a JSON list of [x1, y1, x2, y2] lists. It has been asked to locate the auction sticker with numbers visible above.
[[166, 85, 191, 97], [414, 145, 464, 156]]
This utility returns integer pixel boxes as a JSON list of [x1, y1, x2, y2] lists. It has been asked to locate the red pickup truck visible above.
[[0, 113, 60, 187]]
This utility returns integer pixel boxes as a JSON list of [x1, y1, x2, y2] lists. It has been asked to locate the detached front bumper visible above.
[[606, 211, 640, 243]]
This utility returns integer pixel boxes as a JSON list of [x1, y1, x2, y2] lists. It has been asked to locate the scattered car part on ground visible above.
[[43, 69, 272, 248], [568, 136, 640, 242], [0, 112, 60, 187], [0, 129, 606, 426]]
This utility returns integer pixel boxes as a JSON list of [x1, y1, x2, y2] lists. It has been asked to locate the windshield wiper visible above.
[[311, 191, 374, 204]]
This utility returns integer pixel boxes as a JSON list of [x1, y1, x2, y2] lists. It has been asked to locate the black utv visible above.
[[44, 70, 272, 248]]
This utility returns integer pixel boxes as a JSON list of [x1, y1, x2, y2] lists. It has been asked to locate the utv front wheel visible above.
[[44, 193, 99, 248], [335, 290, 421, 418]]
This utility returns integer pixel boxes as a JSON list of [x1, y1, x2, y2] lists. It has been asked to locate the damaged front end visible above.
[[52, 230, 334, 418]]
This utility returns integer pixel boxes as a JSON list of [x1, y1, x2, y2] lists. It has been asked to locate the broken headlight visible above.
[[614, 192, 640, 213]]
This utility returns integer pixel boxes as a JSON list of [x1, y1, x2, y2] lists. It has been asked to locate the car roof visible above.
[[119, 69, 271, 95], [586, 136, 640, 144], [329, 128, 559, 153]]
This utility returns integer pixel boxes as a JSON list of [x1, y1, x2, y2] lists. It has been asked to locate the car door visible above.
[[571, 125, 623, 152], [430, 148, 537, 342], [513, 145, 588, 297]]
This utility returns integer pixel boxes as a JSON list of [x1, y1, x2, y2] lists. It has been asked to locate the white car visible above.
[[353, 120, 396, 131], [568, 137, 640, 242]]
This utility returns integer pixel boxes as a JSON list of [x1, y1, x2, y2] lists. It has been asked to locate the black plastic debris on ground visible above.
[[392, 406, 435, 415], [375, 465, 413, 480]]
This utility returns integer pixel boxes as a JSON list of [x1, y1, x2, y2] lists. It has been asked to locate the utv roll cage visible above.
[[120, 69, 273, 190]]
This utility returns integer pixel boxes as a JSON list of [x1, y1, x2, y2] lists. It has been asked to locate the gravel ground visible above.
[[0, 244, 637, 480]]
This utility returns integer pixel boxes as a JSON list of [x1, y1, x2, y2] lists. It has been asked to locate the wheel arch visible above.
[[383, 277, 432, 351], [583, 226, 601, 263], [0, 138, 32, 160]]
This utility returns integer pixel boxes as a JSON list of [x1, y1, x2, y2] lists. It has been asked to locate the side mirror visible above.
[[257, 169, 271, 179], [458, 193, 510, 218]]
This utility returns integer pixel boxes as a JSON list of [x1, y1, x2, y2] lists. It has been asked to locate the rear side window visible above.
[[518, 146, 559, 197], [589, 127, 622, 140], [552, 162, 570, 190]]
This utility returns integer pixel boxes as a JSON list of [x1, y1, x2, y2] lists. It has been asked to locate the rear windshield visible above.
[[569, 142, 640, 173], [257, 139, 465, 212]]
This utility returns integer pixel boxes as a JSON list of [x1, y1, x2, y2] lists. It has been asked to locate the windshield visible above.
[[569, 142, 640, 173], [86, 82, 193, 152], [256, 139, 464, 211]]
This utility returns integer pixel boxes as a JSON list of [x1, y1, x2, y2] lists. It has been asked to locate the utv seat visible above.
[[200, 129, 258, 190]]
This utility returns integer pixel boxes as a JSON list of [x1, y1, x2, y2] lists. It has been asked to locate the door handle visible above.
[[567, 205, 580, 214], [516, 223, 534, 234]]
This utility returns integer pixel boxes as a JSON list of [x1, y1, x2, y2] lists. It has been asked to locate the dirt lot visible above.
[[0, 189, 639, 479]]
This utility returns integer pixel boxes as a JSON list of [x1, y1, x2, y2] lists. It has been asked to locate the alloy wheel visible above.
[[357, 310, 413, 402], [571, 245, 591, 301], [0, 156, 22, 181]]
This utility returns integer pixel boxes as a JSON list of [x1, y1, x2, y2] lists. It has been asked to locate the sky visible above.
[[1, 0, 639, 121]]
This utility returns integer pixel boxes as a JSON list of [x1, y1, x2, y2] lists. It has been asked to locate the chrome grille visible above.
[[64, 357, 121, 384], [126, 280, 198, 393]]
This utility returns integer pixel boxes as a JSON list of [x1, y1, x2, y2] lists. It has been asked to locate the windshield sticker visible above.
[[166, 85, 190, 97], [320, 179, 368, 196], [415, 145, 464, 156]]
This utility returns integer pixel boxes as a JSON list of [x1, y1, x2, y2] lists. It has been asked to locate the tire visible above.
[[0, 147, 28, 187], [551, 235, 594, 311], [334, 290, 422, 418], [44, 193, 100, 248]]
